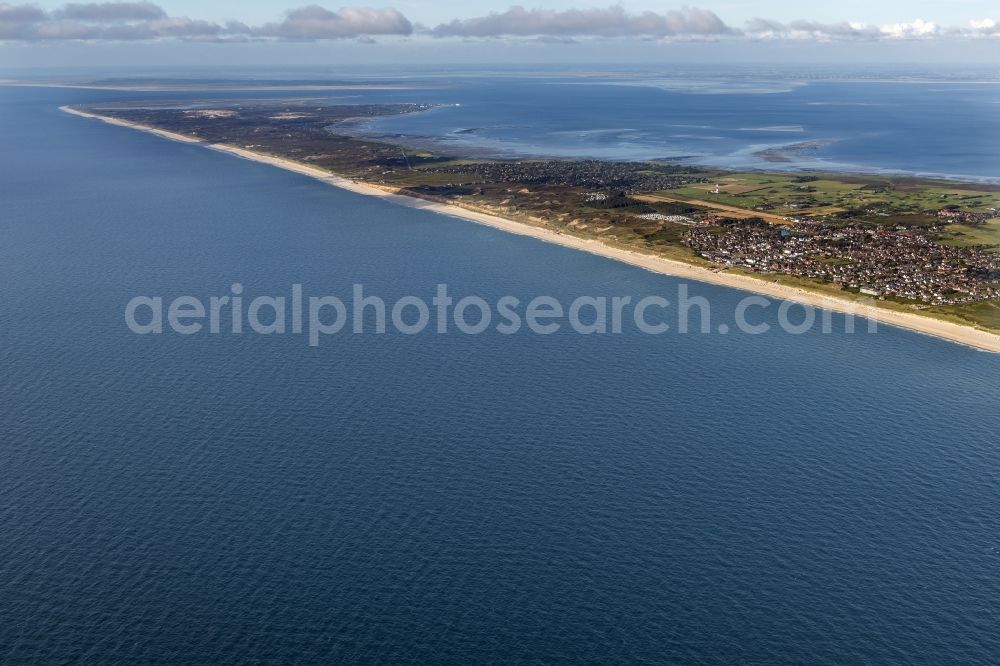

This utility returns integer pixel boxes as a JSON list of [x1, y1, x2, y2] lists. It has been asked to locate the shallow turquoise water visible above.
[[1, 86, 1000, 663]]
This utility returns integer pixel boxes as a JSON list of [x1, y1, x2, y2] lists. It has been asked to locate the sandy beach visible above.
[[60, 106, 1000, 353]]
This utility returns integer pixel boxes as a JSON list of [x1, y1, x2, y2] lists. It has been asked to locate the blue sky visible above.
[[2, 1, 998, 68], [27, 0, 999, 26]]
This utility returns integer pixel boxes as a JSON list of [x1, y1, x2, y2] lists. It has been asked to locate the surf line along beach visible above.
[[60, 106, 1000, 353]]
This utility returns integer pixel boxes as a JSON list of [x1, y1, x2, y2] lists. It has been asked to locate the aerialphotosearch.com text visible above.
[[125, 283, 877, 346]]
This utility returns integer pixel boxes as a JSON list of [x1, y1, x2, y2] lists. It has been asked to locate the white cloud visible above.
[[0, 2, 412, 41], [0, 2, 218, 39], [742, 16, 966, 41], [968, 18, 999, 36], [54, 2, 166, 21], [0, 3, 47, 22], [0, 3, 996, 44], [788, 20, 880, 40], [431, 6, 732, 38], [257, 5, 412, 40], [743, 18, 883, 41], [879, 18, 937, 39]]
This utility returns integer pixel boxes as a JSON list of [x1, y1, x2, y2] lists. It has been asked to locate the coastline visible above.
[[60, 106, 1000, 354], [11, 81, 426, 92]]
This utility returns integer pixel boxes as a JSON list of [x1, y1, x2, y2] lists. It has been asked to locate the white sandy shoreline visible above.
[[60, 106, 1000, 353]]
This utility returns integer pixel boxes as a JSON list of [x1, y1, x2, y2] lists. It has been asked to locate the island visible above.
[[61, 99, 1000, 351]]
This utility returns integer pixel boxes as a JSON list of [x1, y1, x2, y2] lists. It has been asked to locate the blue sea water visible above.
[[52, 67, 1000, 180], [336, 72, 1000, 181], [2, 85, 1000, 663]]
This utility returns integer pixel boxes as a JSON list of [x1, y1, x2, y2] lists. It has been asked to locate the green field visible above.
[[665, 173, 1000, 219], [937, 218, 1000, 250]]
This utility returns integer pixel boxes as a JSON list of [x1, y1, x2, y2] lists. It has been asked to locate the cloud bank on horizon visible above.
[[0, 2, 998, 42]]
